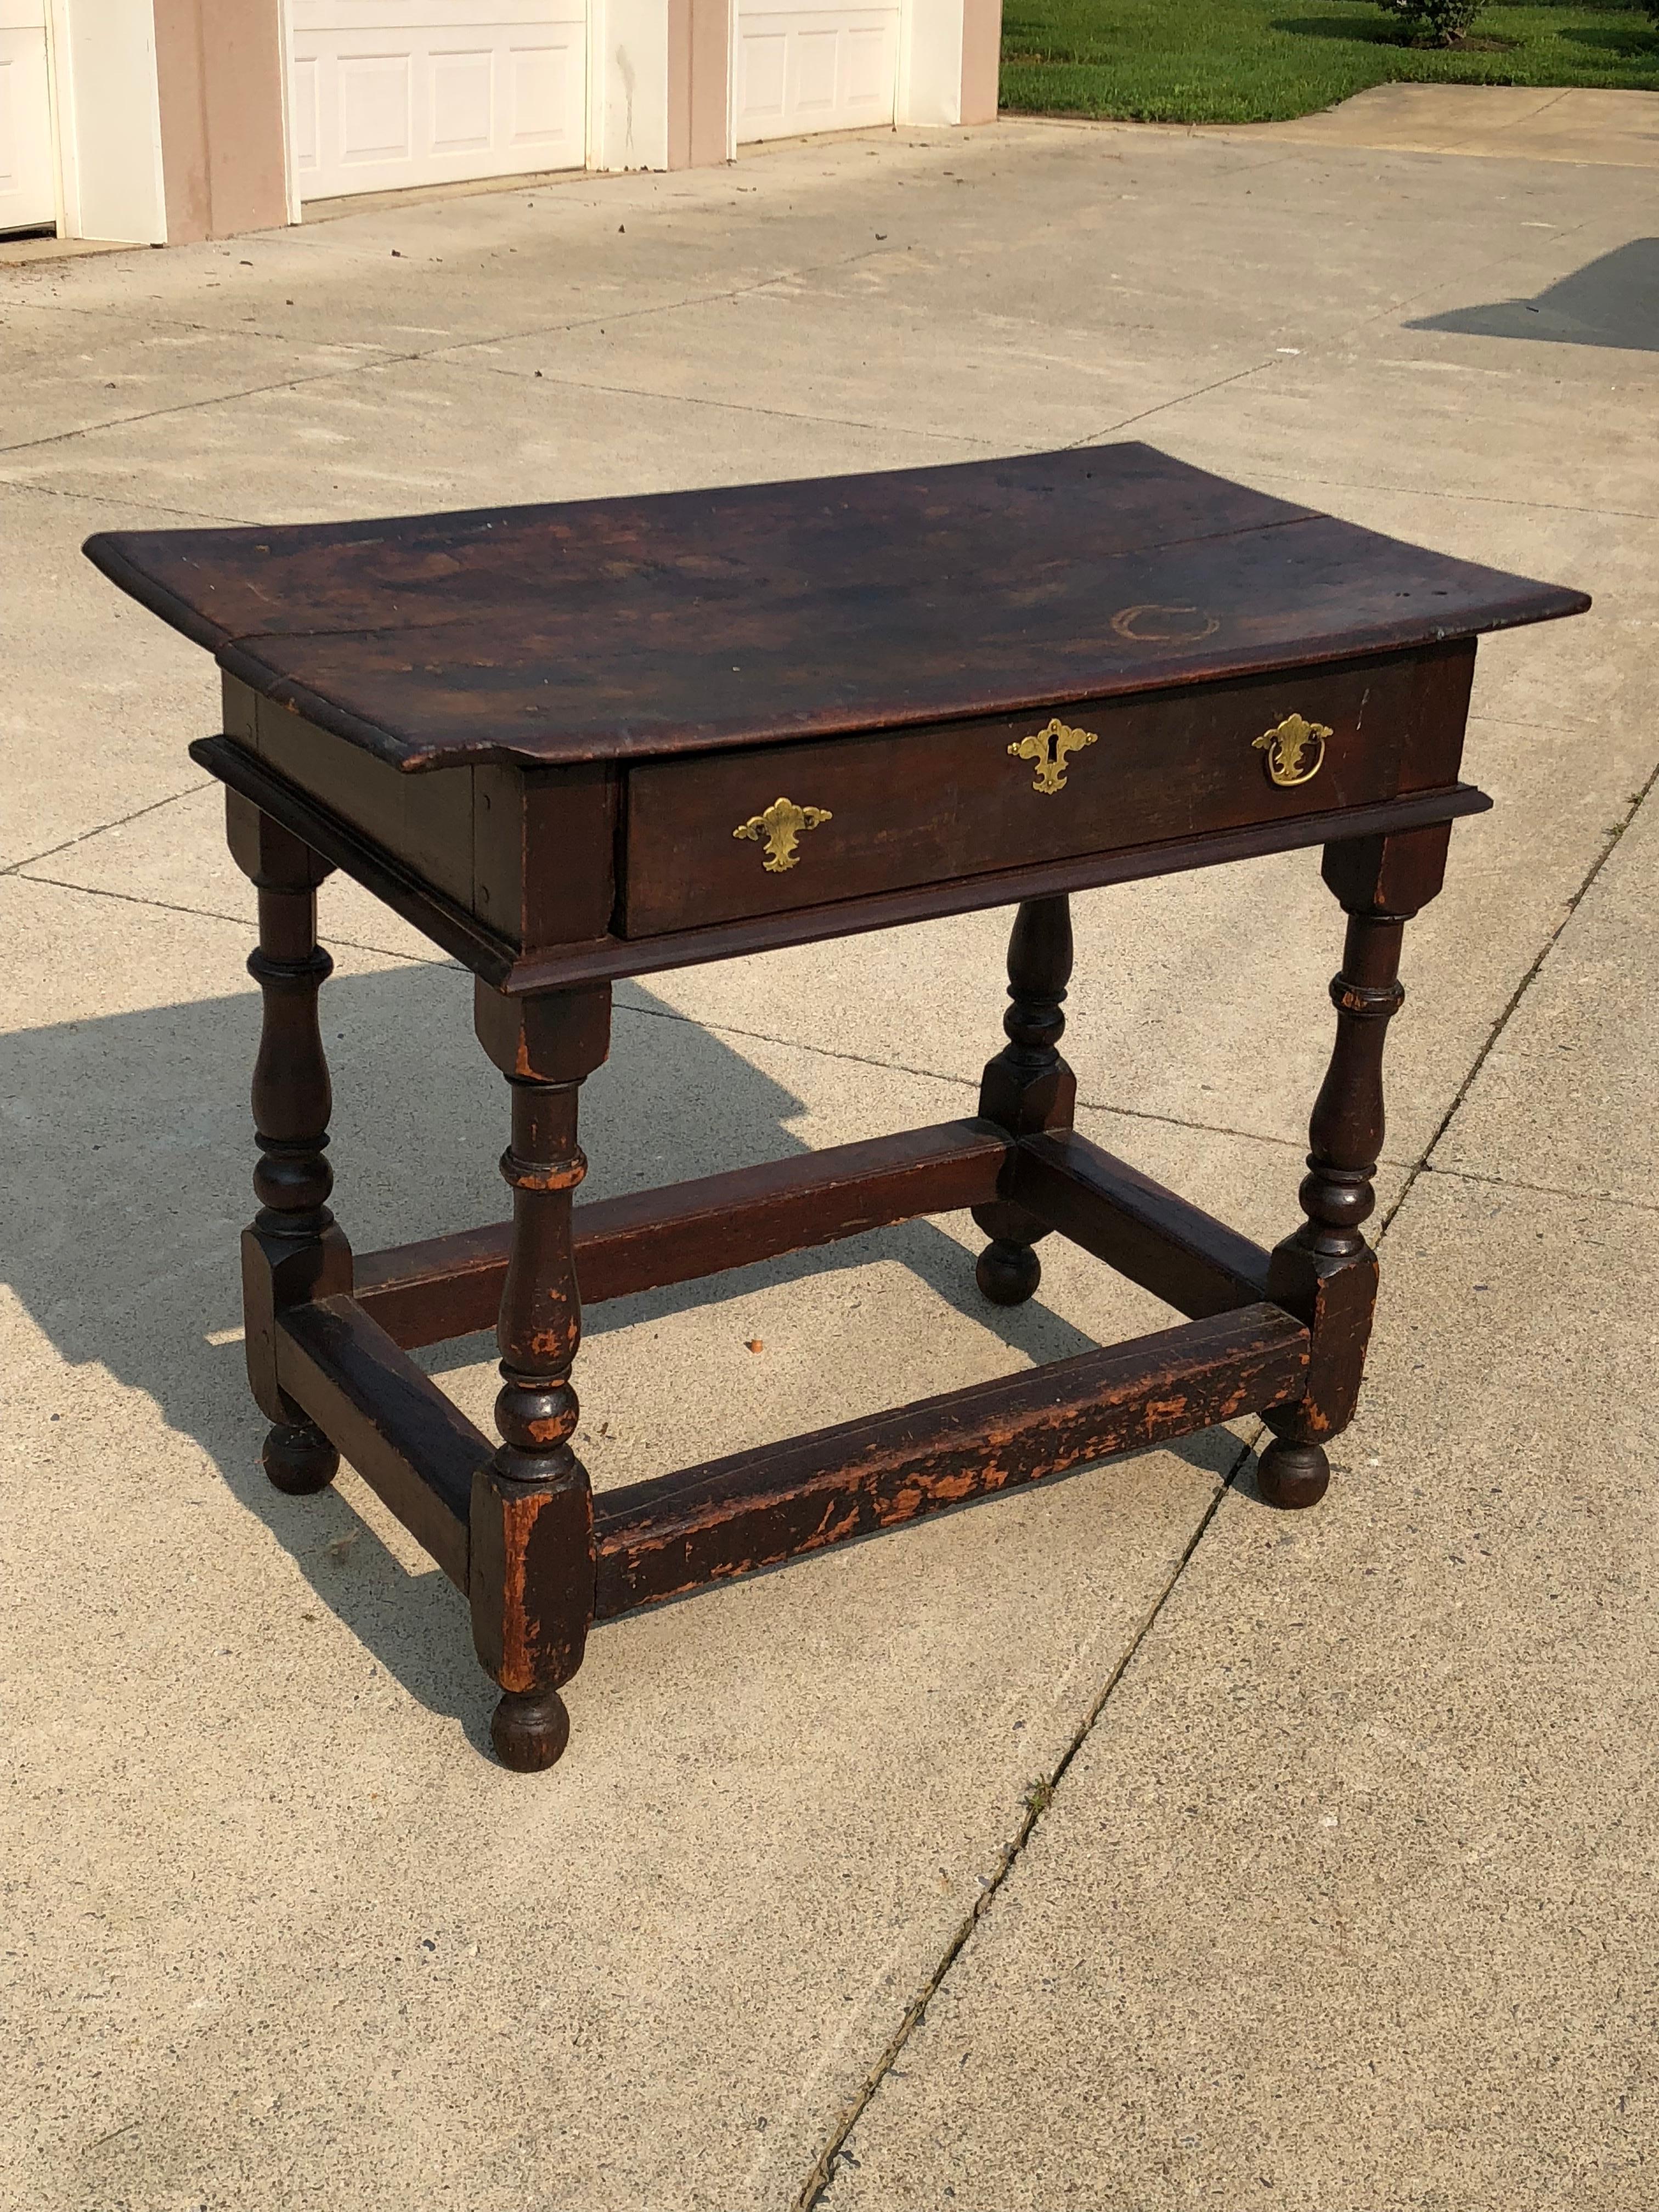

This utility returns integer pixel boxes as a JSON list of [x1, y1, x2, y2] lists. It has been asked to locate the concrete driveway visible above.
[[3, 106, 1656, 2211]]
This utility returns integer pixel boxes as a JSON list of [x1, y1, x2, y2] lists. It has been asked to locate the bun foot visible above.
[[976, 1238, 1041, 1307], [263, 1419, 340, 1495], [1256, 1437, 1330, 1511], [490, 1686, 572, 1773]]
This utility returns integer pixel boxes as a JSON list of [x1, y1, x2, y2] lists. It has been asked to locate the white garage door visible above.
[[290, 0, 586, 203], [735, 0, 898, 145], [0, 0, 55, 233]]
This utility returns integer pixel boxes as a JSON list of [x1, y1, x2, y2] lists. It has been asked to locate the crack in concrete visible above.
[[9, 868, 443, 970], [0, 353, 416, 460], [1208, 461, 1659, 525], [1, 477, 251, 526], [794, 1435, 1250, 2209], [1071, 357, 1278, 446], [791, 761, 1659, 2205], [0, 246, 921, 466], [1420, 1159, 1659, 1218], [1, 781, 217, 877], [613, 995, 1306, 1153], [1397, 748, 1659, 1221], [462, 354, 997, 447]]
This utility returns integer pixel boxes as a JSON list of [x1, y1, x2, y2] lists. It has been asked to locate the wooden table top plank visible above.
[[84, 443, 1588, 772]]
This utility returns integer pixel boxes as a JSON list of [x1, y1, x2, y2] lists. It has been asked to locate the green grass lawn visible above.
[[1000, 0, 1659, 123]]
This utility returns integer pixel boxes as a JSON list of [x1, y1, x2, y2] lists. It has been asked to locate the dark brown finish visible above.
[[1322, 816, 1453, 919], [973, 895, 1077, 1305], [468, 985, 611, 1773], [473, 763, 618, 950], [205, 734, 519, 978], [353, 1119, 1012, 1348], [261, 1421, 340, 1495], [1010, 1128, 1274, 1319], [622, 647, 1462, 938], [275, 1295, 481, 1587], [1259, 823, 1441, 1505], [227, 793, 351, 1493], [1255, 1438, 1331, 1510], [86, 444, 1586, 771], [190, 729, 1494, 993], [224, 674, 621, 953], [473, 976, 613, 1086], [594, 1304, 1310, 1615], [89, 448, 1587, 1770]]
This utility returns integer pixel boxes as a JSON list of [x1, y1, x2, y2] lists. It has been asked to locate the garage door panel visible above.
[[431, 49, 494, 153], [290, 52, 322, 176], [292, 1, 585, 199], [299, 0, 571, 28], [339, 53, 413, 165], [738, 31, 787, 127], [510, 46, 574, 146], [0, 16, 54, 233], [843, 23, 888, 103], [736, 7, 896, 144]]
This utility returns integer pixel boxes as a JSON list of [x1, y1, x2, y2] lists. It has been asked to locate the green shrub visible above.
[[1379, 0, 1486, 43]]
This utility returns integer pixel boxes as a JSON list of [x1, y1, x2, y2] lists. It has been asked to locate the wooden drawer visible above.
[[619, 648, 1470, 940]]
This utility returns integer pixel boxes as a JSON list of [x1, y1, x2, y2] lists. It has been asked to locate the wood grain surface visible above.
[[353, 1119, 1011, 1348], [622, 647, 1452, 935], [86, 444, 1588, 772], [592, 1303, 1310, 1614]]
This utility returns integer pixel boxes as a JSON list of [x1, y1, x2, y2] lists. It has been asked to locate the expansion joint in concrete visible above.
[[616, 997, 1308, 1153], [1404, 756, 1659, 1223], [1419, 1160, 1659, 1218], [792, 753, 1659, 2200], [793, 1439, 1250, 2209], [3, 780, 217, 877], [10, 867, 444, 972]]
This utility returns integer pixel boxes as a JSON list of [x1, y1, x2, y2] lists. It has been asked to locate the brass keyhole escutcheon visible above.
[[1008, 718, 1099, 795], [733, 795, 833, 873], [1254, 713, 1331, 788]]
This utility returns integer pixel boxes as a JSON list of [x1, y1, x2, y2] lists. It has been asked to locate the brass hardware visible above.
[[1008, 718, 1099, 795], [1254, 712, 1330, 788], [733, 795, 833, 873]]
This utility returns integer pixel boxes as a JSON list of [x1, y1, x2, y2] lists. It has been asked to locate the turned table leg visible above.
[[470, 981, 611, 1771], [1259, 826, 1451, 1509], [973, 894, 1079, 1305], [227, 794, 353, 1494]]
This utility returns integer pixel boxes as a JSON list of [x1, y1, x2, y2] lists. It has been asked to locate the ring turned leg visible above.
[[470, 981, 611, 1773], [1259, 826, 1449, 1510], [974, 895, 1077, 1306], [226, 794, 352, 1493]]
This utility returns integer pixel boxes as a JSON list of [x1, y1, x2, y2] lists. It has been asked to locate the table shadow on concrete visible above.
[[1408, 238, 1659, 352], [3, 962, 1235, 1758]]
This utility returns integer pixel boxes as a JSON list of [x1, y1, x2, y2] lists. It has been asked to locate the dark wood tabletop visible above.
[[83, 443, 1587, 774]]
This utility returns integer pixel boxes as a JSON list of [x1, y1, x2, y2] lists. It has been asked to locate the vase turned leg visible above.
[[973, 895, 1077, 1306], [1259, 826, 1450, 1510], [470, 981, 611, 1773], [226, 794, 352, 1493]]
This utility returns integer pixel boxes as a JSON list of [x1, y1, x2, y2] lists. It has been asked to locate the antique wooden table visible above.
[[86, 445, 1586, 1771]]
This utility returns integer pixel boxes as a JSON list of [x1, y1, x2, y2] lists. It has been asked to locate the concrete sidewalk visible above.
[[1237, 83, 1659, 170], [2, 114, 1656, 2211]]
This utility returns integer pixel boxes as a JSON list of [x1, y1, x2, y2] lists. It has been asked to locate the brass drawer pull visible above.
[[733, 795, 833, 873], [1008, 717, 1098, 795], [1254, 713, 1330, 787]]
